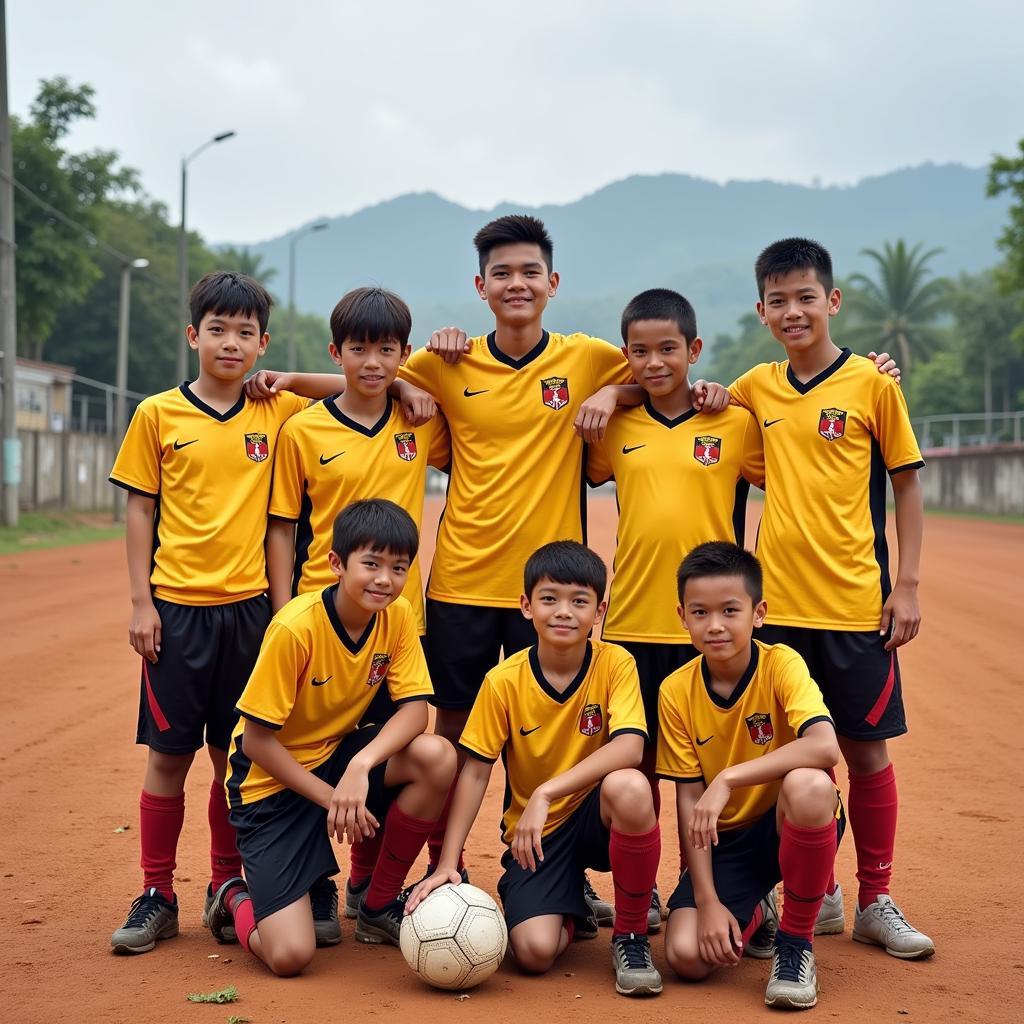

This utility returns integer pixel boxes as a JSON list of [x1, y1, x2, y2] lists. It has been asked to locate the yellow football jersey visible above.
[[588, 401, 764, 643], [399, 332, 631, 607], [227, 589, 432, 806], [268, 396, 450, 634], [109, 385, 308, 605], [460, 639, 648, 843], [729, 350, 924, 630], [657, 640, 832, 831]]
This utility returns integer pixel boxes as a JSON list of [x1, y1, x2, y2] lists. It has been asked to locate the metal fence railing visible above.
[[912, 411, 1024, 454], [68, 372, 147, 435]]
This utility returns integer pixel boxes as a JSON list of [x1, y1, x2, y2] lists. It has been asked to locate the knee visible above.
[[603, 768, 652, 809], [780, 768, 836, 824], [409, 733, 457, 789], [665, 936, 712, 981], [510, 933, 558, 975], [264, 938, 315, 977], [148, 749, 194, 782], [842, 738, 890, 776]]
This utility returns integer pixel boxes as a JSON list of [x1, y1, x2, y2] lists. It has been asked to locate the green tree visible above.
[[215, 245, 278, 287], [701, 312, 781, 384], [841, 240, 950, 385], [988, 139, 1024, 300]]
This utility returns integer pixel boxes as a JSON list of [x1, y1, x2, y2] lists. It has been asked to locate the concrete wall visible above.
[[920, 447, 1024, 516], [14, 429, 118, 511]]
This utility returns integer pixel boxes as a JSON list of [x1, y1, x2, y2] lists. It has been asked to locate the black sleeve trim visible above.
[[586, 473, 612, 488], [656, 772, 705, 783], [609, 727, 649, 742], [457, 742, 497, 764], [269, 512, 300, 523], [393, 693, 432, 706], [108, 476, 158, 499], [888, 460, 924, 476], [238, 710, 283, 731], [796, 715, 834, 738]]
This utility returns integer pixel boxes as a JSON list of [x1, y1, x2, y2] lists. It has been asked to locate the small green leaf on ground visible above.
[[186, 985, 238, 1004]]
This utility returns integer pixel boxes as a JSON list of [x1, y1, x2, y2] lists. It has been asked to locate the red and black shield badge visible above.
[[745, 713, 774, 746], [818, 408, 847, 441], [541, 376, 569, 411], [693, 435, 721, 467], [579, 702, 603, 736], [367, 652, 391, 687], [394, 431, 417, 462], [245, 432, 269, 463]]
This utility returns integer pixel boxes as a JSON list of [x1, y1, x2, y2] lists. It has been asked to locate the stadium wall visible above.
[[920, 448, 1024, 516], [17, 430, 117, 511]]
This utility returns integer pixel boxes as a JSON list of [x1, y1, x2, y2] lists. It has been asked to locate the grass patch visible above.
[[0, 511, 123, 556], [923, 506, 1024, 526]]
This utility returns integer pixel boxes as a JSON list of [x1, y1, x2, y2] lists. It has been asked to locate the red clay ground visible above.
[[1, 497, 1022, 1022]]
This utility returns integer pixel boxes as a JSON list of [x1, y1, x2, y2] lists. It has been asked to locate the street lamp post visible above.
[[176, 131, 236, 383], [113, 257, 150, 522], [287, 220, 329, 371]]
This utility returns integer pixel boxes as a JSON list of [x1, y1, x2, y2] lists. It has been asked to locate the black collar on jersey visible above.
[[178, 382, 246, 422], [325, 394, 393, 438], [700, 640, 760, 709], [785, 347, 852, 395], [643, 397, 698, 429], [321, 584, 377, 654], [528, 640, 594, 705], [487, 330, 549, 369]]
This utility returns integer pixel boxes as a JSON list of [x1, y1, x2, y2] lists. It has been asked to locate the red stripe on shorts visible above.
[[142, 659, 171, 732], [864, 652, 896, 727]]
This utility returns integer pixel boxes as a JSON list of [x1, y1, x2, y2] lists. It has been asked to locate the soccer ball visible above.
[[400, 883, 508, 990]]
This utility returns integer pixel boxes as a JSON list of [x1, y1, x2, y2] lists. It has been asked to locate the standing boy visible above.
[[208, 500, 455, 975], [409, 542, 663, 998], [660, 542, 843, 1010]]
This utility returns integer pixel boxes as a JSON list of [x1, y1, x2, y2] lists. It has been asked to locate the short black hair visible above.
[[473, 214, 554, 276], [190, 271, 273, 335], [676, 541, 763, 605], [524, 541, 606, 600], [621, 288, 698, 345], [331, 499, 419, 565], [755, 237, 834, 301], [330, 287, 412, 348]]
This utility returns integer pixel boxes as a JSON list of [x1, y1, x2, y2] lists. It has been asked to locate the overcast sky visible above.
[[10, 1, 1023, 244]]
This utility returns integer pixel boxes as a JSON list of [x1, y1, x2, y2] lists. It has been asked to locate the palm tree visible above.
[[217, 245, 278, 287], [842, 240, 950, 381]]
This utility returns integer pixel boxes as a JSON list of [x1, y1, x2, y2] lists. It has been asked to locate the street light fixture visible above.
[[287, 220, 329, 372], [113, 257, 150, 522], [176, 130, 237, 383]]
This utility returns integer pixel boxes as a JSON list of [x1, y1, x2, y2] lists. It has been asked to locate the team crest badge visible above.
[[818, 408, 847, 441], [394, 432, 417, 462], [579, 703, 603, 736], [693, 435, 721, 467], [367, 653, 391, 687], [541, 376, 569, 411], [245, 433, 269, 463], [745, 713, 774, 746]]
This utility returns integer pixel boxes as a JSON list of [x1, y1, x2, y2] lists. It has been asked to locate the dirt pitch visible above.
[[1, 497, 1022, 1023]]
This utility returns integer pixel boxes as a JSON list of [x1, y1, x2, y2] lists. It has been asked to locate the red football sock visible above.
[[208, 780, 241, 889], [848, 763, 898, 907], [364, 803, 436, 910], [349, 831, 384, 888], [139, 789, 185, 902], [609, 824, 661, 935], [779, 819, 838, 942], [563, 917, 576, 943], [741, 900, 766, 945], [426, 781, 465, 872], [227, 889, 257, 953]]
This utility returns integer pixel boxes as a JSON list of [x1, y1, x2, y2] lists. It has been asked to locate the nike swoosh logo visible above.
[[696, 735, 713, 746], [311, 675, 333, 687], [319, 452, 345, 465], [463, 387, 489, 397], [763, 418, 784, 428], [622, 444, 646, 455], [519, 725, 542, 736], [173, 439, 198, 450]]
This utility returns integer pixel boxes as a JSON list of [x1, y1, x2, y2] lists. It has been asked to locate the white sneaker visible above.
[[853, 895, 935, 960], [814, 883, 845, 936], [765, 939, 818, 1010]]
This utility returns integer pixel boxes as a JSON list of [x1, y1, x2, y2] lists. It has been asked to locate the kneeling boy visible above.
[[409, 541, 662, 997], [209, 500, 456, 975], [659, 542, 842, 1011]]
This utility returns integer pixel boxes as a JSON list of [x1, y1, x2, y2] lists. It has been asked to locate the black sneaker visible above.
[[574, 912, 600, 941], [110, 888, 179, 955], [310, 876, 342, 947], [745, 889, 779, 960], [355, 886, 412, 946], [611, 932, 663, 996], [344, 876, 370, 920], [202, 883, 237, 943], [584, 873, 614, 926], [208, 876, 247, 944]]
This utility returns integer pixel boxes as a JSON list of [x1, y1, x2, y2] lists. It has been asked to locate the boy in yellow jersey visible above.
[[408, 542, 663, 998], [108, 272, 320, 955], [701, 238, 933, 959], [587, 288, 765, 926], [659, 542, 843, 1011], [208, 500, 455, 975]]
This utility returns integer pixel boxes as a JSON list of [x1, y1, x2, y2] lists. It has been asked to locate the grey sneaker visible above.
[[207, 876, 247, 944], [611, 932, 663, 996], [745, 888, 779, 959], [853, 895, 935, 959], [202, 884, 237, 943], [575, 911, 599, 941], [815, 883, 845, 936], [355, 887, 412, 946], [647, 887, 663, 933], [585, 873, 614, 927], [310, 876, 342, 947], [765, 937, 818, 1010], [344, 876, 370, 919], [110, 888, 179, 955]]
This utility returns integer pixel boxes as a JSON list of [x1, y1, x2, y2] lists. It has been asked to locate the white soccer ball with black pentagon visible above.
[[400, 882, 508, 990]]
